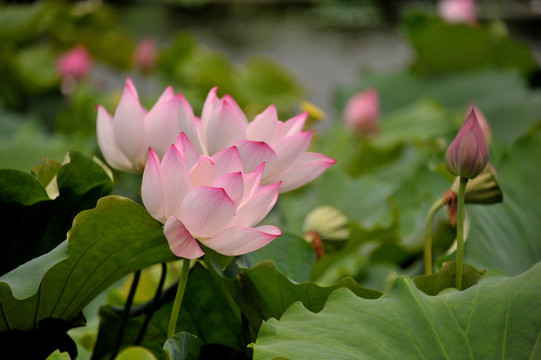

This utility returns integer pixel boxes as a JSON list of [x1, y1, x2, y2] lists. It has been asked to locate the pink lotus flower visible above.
[[438, 0, 477, 24], [97, 78, 194, 173], [445, 109, 489, 179], [187, 87, 336, 192], [134, 37, 157, 73], [343, 88, 379, 135], [57, 45, 93, 81], [141, 133, 281, 258]]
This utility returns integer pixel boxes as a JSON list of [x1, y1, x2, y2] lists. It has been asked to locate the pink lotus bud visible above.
[[466, 104, 492, 144], [438, 0, 477, 24], [57, 45, 93, 81], [343, 88, 379, 135], [445, 109, 489, 179], [134, 38, 157, 73]]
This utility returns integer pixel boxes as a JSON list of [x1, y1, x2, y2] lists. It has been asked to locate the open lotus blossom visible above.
[[343, 88, 380, 135], [141, 132, 282, 259], [97, 78, 193, 173], [183, 87, 336, 192], [445, 109, 489, 179]]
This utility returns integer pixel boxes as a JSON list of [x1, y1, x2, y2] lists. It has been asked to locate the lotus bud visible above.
[[466, 104, 492, 144], [344, 88, 379, 136], [134, 37, 157, 74], [438, 0, 477, 24], [57, 45, 93, 81], [445, 109, 489, 179], [303, 205, 350, 241]]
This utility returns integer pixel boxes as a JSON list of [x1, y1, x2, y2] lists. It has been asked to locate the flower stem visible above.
[[455, 177, 468, 290], [135, 262, 167, 345], [424, 197, 446, 275], [167, 258, 190, 339], [110, 270, 141, 360]]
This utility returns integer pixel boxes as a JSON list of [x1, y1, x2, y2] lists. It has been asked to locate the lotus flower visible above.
[[134, 37, 157, 73], [57, 45, 93, 81], [97, 78, 194, 173], [187, 88, 336, 192], [438, 0, 477, 24], [445, 109, 489, 179], [141, 133, 281, 258], [343, 88, 380, 135]]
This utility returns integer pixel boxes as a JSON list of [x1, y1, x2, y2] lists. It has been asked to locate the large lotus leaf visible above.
[[404, 13, 538, 77], [0, 195, 176, 332], [254, 262, 541, 359], [238, 232, 316, 283], [225, 260, 381, 335], [463, 132, 541, 275], [0, 152, 113, 275]]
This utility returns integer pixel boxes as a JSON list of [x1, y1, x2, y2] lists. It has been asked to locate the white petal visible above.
[[212, 171, 244, 205], [222, 94, 248, 125], [235, 140, 276, 173], [180, 186, 236, 238], [160, 145, 191, 219], [229, 182, 280, 228], [240, 163, 265, 205], [281, 112, 307, 139], [202, 100, 246, 155], [189, 156, 215, 187], [174, 132, 199, 170], [264, 131, 312, 180], [203, 225, 281, 256], [272, 152, 336, 192], [247, 105, 280, 144], [146, 94, 181, 158], [141, 148, 165, 222], [164, 216, 204, 259], [113, 78, 148, 164], [211, 146, 244, 178], [177, 94, 204, 155], [96, 106, 133, 172]]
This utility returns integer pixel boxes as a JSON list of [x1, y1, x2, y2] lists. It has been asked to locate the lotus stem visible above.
[[455, 177, 468, 290], [424, 197, 446, 275], [167, 258, 190, 339]]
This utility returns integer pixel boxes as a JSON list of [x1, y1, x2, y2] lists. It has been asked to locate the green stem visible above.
[[424, 197, 446, 275], [110, 270, 141, 360], [135, 262, 167, 345], [167, 258, 191, 339], [455, 177, 468, 290]]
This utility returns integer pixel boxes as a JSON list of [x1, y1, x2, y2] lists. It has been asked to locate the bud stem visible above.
[[167, 258, 191, 339], [455, 177, 468, 290], [424, 197, 446, 275]]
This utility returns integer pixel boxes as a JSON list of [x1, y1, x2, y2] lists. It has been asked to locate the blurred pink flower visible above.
[[134, 37, 158, 73], [446, 109, 489, 179], [187, 88, 336, 192], [141, 133, 281, 258], [97, 78, 193, 173], [57, 45, 93, 80], [438, 0, 477, 24], [343, 88, 379, 135]]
